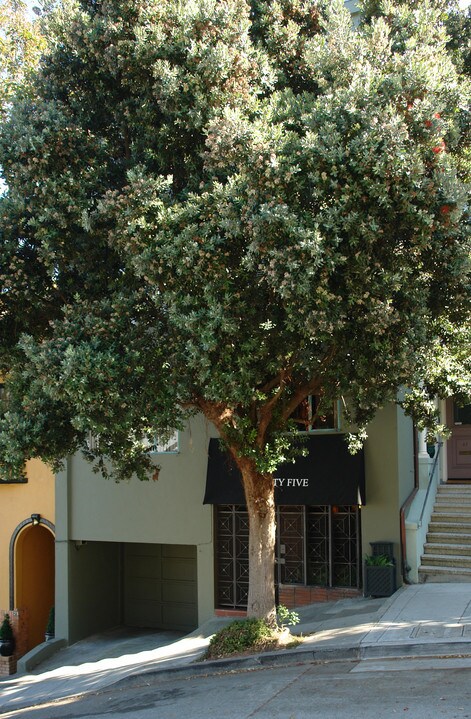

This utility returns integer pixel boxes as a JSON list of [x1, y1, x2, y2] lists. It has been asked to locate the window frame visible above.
[[291, 395, 341, 434], [144, 430, 180, 455]]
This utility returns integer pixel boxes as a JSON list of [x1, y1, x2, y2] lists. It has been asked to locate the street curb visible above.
[[112, 646, 361, 690], [112, 638, 471, 690], [3, 639, 471, 714]]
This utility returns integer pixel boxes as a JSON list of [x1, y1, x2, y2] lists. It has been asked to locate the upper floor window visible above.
[[291, 395, 340, 432], [87, 430, 180, 455], [142, 430, 179, 454]]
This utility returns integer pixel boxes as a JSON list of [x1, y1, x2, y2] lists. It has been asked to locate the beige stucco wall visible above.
[[55, 415, 218, 640], [56, 403, 416, 641], [67, 415, 215, 546], [362, 401, 415, 581], [0, 459, 55, 610]]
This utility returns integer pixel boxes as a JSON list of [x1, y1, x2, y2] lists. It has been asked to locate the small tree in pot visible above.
[[45, 607, 55, 642], [0, 613, 15, 657]]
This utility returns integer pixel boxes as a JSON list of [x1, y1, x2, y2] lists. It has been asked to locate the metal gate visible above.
[[216, 505, 361, 610]]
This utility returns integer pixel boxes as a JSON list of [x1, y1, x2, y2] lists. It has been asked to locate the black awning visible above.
[[204, 434, 366, 506]]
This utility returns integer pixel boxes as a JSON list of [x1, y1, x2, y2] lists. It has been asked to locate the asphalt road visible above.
[[2, 657, 471, 719]]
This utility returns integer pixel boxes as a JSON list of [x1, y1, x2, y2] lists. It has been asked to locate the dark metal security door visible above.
[[216, 505, 361, 610], [215, 506, 250, 609]]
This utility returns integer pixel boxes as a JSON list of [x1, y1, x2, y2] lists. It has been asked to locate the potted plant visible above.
[[0, 613, 15, 657], [364, 554, 396, 598], [45, 606, 55, 642]]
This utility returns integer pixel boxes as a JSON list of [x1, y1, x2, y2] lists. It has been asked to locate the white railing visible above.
[[404, 442, 443, 583]]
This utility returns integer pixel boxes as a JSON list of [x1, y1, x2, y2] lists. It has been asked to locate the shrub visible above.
[[0, 613, 14, 641], [46, 606, 55, 636], [364, 554, 394, 567], [206, 618, 277, 659], [277, 604, 300, 629]]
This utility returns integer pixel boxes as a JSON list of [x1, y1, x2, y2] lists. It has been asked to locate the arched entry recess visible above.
[[9, 516, 55, 652]]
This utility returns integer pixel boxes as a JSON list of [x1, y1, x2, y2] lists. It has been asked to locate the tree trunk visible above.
[[238, 457, 277, 624]]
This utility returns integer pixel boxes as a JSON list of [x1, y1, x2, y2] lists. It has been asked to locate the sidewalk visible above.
[[0, 583, 470, 715]]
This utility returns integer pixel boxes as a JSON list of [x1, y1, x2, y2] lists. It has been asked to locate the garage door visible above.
[[124, 543, 198, 631]]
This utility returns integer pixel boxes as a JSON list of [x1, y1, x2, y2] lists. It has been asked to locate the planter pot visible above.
[[363, 564, 396, 598], [0, 639, 15, 657], [45, 632, 55, 642]]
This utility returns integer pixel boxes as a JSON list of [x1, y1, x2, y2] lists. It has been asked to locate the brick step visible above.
[[423, 542, 471, 556], [426, 531, 471, 544], [420, 553, 471, 569]]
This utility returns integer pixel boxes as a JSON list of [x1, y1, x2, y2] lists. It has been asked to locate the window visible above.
[[87, 430, 180, 454], [143, 430, 179, 454], [453, 402, 471, 426], [291, 395, 339, 432]]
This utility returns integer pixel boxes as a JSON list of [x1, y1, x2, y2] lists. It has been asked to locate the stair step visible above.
[[418, 564, 471, 575], [437, 492, 471, 499], [436, 498, 471, 503], [434, 488, 471, 496], [423, 543, 471, 556], [418, 565, 471, 582], [420, 553, 471, 568], [431, 512, 471, 523], [427, 532, 471, 545], [428, 522, 471, 534], [433, 507, 471, 515]]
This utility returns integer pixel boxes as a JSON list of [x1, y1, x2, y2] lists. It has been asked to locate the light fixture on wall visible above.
[[31, 513, 41, 526]]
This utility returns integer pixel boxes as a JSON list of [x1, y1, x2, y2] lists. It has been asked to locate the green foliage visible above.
[[365, 554, 394, 567], [0, 0, 469, 485], [0, 613, 14, 641], [205, 618, 277, 659], [45, 606, 54, 636], [276, 603, 300, 628], [0, 0, 46, 121]]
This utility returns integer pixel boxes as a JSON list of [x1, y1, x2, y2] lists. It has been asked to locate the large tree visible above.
[[0, 0, 470, 621], [0, 0, 46, 120]]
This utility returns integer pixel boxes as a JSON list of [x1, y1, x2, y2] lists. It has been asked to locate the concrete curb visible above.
[[111, 638, 471, 691], [4, 637, 471, 714], [17, 638, 67, 673]]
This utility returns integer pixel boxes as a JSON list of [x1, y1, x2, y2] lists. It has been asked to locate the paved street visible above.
[[3, 657, 471, 719], [1, 584, 471, 718]]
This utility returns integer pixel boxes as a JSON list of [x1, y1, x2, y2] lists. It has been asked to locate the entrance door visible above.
[[15, 525, 55, 650], [447, 400, 471, 480]]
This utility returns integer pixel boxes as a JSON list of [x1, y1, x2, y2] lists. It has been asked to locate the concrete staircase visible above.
[[419, 483, 471, 582]]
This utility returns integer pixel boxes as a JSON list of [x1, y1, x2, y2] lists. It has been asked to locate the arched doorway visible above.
[[13, 521, 55, 651]]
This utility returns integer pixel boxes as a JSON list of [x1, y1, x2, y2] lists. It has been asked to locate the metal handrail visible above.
[[418, 441, 443, 528]]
